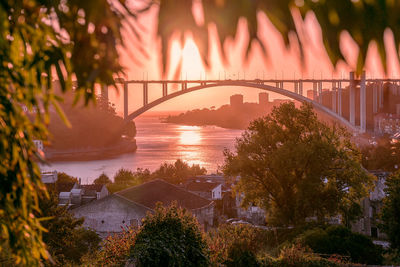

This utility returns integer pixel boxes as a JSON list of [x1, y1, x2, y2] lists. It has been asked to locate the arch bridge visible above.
[[101, 72, 400, 133]]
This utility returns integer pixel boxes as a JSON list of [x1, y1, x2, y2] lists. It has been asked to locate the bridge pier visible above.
[[182, 82, 187, 90], [299, 81, 303, 96], [373, 82, 378, 114], [162, 82, 167, 97], [332, 81, 336, 113], [379, 81, 384, 109], [143, 82, 148, 106], [313, 82, 317, 101], [360, 71, 366, 133], [318, 81, 322, 104], [124, 82, 128, 120], [294, 82, 298, 94], [349, 72, 356, 126], [338, 81, 342, 117]]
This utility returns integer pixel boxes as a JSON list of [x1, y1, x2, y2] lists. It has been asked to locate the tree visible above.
[[0, 0, 137, 264], [130, 203, 209, 267], [380, 172, 400, 251], [94, 173, 112, 185], [113, 168, 136, 185], [152, 159, 207, 185], [2, 0, 398, 265], [223, 103, 373, 226], [57, 172, 78, 184], [159, 1, 400, 74]]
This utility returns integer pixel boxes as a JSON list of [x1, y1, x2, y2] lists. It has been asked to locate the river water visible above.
[[40, 115, 243, 183]]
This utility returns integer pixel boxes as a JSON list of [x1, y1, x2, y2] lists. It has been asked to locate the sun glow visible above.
[[169, 37, 205, 80], [178, 125, 202, 145]]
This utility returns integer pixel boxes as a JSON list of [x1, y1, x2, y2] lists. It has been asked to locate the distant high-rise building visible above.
[[307, 90, 314, 100], [230, 94, 243, 109], [259, 92, 269, 106]]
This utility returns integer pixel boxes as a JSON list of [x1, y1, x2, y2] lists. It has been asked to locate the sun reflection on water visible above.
[[178, 125, 202, 145]]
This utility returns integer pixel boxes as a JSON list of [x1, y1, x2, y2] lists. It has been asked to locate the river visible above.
[[40, 114, 243, 183]]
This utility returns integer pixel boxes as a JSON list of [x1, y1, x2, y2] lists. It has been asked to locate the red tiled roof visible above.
[[186, 181, 220, 192], [116, 179, 212, 210]]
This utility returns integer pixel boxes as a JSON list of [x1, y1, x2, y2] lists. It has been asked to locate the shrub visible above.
[[130, 203, 209, 267], [298, 225, 383, 264], [261, 244, 341, 267], [97, 226, 137, 266], [207, 224, 276, 265]]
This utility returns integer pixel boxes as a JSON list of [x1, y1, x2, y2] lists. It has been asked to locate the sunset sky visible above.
[[109, 4, 400, 115]]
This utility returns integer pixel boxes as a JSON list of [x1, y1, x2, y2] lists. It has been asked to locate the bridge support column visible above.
[[294, 82, 298, 94], [332, 81, 336, 113], [181, 82, 187, 90], [124, 82, 128, 120], [379, 81, 384, 109], [349, 72, 356, 126], [101, 84, 108, 103], [162, 82, 167, 97], [373, 82, 378, 114], [360, 71, 366, 133], [318, 81, 322, 104], [313, 82, 317, 101], [338, 81, 342, 117], [276, 82, 280, 88], [143, 82, 148, 106], [299, 81, 303, 96]]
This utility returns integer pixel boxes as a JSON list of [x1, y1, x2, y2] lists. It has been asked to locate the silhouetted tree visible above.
[[93, 173, 112, 185], [223, 103, 373, 226]]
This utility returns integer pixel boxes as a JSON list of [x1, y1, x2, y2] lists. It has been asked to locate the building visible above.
[[81, 184, 109, 201], [352, 171, 389, 239], [41, 171, 58, 184], [374, 113, 400, 135], [72, 179, 215, 236], [235, 193, 266, 225], [259, 92, 269, 106], [230, 94, 243, 109], [186, 181, 222, 200]]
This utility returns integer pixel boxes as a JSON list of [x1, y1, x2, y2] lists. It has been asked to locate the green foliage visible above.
[[262, 244, 341, 267], [158, 0, 399, 74], [94, 173, 112, 185], [57, 172, 78, 184], [207, 224, 275, 265], [131, 203, 209, 267], [48, 91, 136, 150], [152, 159, 207, 185], [113, 168, 136, 185], [297, 225, 383, 265], [380, 171, 400, 250], [361, 136, 400, 172], [39, 191, 101, 265], [97, 226, 138, 266], [0, 0, 137, 264], [223, 102, 373, 226]]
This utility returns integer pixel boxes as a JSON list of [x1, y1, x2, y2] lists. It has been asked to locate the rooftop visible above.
[[116, 179, 212, 210], [186, 181, 220, 192]]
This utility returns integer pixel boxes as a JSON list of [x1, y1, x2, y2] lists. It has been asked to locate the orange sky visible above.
[[109, 4, 400, 115]]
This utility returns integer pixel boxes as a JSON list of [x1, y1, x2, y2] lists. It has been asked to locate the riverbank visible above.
[[45, 138, 137, 162]]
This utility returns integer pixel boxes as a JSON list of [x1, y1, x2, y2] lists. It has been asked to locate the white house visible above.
[[72, 179, 215, 236], [186, 181, 222, 200]]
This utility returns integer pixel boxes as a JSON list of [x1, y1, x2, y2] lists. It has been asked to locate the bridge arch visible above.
[[125, 81, 356, 131]]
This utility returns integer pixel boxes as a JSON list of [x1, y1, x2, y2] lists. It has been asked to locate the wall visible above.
[[72, 195, 151, 234]]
